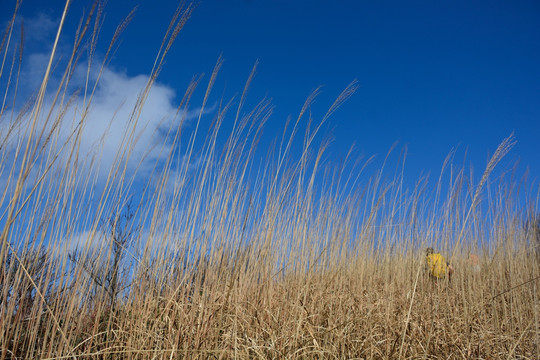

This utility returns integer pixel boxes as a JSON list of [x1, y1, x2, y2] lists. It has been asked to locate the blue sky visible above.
[[2, 0, 539, 197]]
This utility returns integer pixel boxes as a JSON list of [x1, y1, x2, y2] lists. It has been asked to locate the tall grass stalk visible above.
[[0, 2, 538, 359]]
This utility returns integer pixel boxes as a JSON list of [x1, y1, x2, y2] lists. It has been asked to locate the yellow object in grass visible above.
[[425, 252, 448, 279]]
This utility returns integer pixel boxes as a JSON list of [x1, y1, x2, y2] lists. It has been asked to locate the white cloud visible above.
[[69, 65, 181, 180], [1, 9, 214, 187], [1, 59, 210, 186]]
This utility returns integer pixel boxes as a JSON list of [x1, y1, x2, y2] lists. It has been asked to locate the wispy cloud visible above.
[[2, 57, 211, 186], [22, 12, 59, 43], [1, 10, 217, 188], [69, 64, 182, 179]]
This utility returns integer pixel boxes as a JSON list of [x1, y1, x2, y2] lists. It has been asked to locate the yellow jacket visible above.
[[425, 253, 448, 279]]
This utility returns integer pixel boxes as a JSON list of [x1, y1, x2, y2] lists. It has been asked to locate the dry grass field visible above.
[[1, 2, 539, 359]]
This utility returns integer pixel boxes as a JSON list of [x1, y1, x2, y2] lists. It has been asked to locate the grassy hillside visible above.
[[1, 2, 538, 359]]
